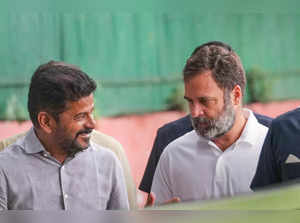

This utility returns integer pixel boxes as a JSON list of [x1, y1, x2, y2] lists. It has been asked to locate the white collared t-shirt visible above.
[[151, 109, 268, 204]]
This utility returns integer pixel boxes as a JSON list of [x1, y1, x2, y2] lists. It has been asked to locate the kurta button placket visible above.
[[60, 165, 68, 209]]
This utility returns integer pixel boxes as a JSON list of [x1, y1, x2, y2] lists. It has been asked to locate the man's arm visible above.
[[150, 151, 174, 205], [139, 115, 192, 193], [251, 121, 282, 190], [107, 157, 129, 210], [139, 128, 168, 194], [0, 169, 8, 210]]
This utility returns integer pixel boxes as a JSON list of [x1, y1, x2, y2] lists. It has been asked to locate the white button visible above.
[[43, 153, 48, 157], [61, 166, 65, 171], [64, 194, 68, 199]]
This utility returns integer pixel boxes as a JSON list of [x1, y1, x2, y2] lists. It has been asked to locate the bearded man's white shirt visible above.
[[151, 109, 268, 204]]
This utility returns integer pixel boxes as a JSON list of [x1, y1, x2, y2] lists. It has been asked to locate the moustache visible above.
[[192, 117, 213, 125], [76, 128, 93, 138]]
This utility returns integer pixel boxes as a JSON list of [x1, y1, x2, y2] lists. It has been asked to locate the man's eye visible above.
[[184, 98, 193, 105], [188, 100, 193, 105], [199, 98, 217, 107], [74, 114, 86, 120], [198, 98, 209, 106]]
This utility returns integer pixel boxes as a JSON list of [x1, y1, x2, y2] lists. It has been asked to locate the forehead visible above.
[[184, 71, 224, 99], [63, 94, 94, 115]]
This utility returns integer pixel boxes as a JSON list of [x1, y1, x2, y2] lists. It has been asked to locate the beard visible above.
[[191, 94, 236, 140], [56, 128, 93, 157]]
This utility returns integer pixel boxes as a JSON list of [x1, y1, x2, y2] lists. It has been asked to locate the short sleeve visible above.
[[150, 150, 173, 205], [139, 128, 168, 193], [107, 156, 129, 210], [0, 168, 8, 210]]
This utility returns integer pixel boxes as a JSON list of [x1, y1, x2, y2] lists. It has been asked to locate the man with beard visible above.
[[151, 42, 269, 205], [0, 61, 129, 210]]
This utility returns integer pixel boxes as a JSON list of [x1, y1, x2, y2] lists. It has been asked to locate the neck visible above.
[[34, 129, 68, 163], [212, 108, 247, 151]]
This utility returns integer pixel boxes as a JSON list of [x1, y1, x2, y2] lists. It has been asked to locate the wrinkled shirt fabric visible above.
[[0, 128, 129, 210], [151, 109, 268, 204]]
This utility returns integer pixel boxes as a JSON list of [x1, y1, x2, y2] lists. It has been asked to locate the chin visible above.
[[69, 141, 90, 154], [78, 138, 91, 148], [78, 143, 90, 151]]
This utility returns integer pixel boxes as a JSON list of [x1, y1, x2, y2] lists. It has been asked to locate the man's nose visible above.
[[190, 103, 205, 118], [86, 113, 96, 129]]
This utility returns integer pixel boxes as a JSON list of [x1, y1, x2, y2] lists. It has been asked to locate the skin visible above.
[[35, 93, 96, 163], [145, 192, 180, 207], [184, 70, 246, 151]]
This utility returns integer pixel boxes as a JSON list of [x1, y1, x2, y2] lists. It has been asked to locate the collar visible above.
[[20, 128, 48, 154], [195, 108, 264, 148], [20, 128, 93, 156], [235, 108, 263, 147]]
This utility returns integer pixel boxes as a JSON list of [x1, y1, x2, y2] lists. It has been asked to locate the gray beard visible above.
[[191, 100, 236, 140]]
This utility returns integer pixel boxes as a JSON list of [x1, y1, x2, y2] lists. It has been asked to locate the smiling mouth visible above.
[[78, 132, 92, 138], [76, 129, 93, 142]]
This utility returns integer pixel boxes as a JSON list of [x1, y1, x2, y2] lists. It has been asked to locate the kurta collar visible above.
[[233, 109, 262, 147]]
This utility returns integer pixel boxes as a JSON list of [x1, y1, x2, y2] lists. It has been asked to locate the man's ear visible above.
[[37, 112, 56, 134], [231, 85, 242, 106]]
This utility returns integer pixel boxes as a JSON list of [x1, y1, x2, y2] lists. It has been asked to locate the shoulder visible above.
[[90, 142, 118, 159], [160, 130, 199, 159], [260, 108, 300, 160], [274, 108, 300, 123], [270, 108, 300, 140], [0, 132, 26, 151], [158, 115, 192, 134], [155, 115, 193, 148], [89, 142, 121, 166], [90, 130, 126, 161], [91, 130, 123, 151], [0, 143, 25, 170], [253, 112, 273, 127], [270, 108, 300, 132]]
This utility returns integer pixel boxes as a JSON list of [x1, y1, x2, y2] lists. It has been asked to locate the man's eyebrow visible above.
[[199, 96, 217, 100], [183, 96, 192, 101], [74, 106, 95, 116], [184, 96, 216, 100]]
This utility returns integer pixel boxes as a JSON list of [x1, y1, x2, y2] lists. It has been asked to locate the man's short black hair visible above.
[[28, 61, 97, 127]]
